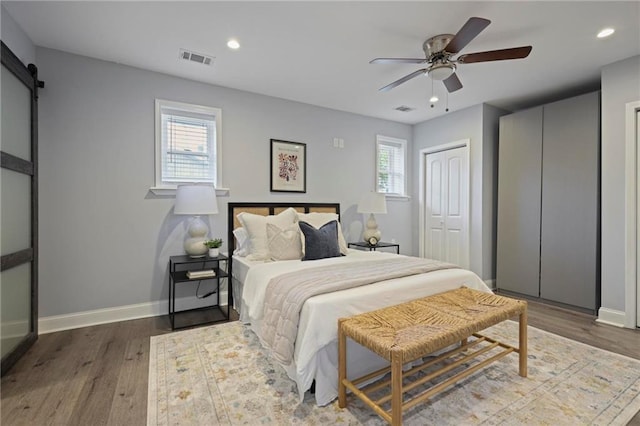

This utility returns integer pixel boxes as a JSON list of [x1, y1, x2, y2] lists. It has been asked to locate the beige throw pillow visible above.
[[237, 207, 298, 260], [267, 223, 303, 261]]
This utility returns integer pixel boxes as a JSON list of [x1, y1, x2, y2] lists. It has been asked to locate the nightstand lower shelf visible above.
[[170, 305, 230, 330]]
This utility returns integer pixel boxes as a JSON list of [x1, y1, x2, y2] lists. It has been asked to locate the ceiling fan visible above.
[[371, 17, 532, 93]]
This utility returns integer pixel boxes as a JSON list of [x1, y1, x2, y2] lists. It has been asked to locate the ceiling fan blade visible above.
[[443, 73, 463, 93], [457, 46, 532, 63], [379, 68, 427, 92], [445, 17, 491, 54], [370, 58, 427, 64]]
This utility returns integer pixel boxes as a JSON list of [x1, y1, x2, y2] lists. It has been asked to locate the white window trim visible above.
[[150, 99, 228, 196], [376, 135, 408, 198]]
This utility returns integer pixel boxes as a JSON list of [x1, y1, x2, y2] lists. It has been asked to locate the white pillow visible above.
[[232, 227, 250, 257], [296, 212, 348, 255], [237, 207, 298, 260], [267, 223, 303, 261]]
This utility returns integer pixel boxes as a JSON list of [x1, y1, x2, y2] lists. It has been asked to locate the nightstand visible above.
[[348, 241, 400, 254], [168, 254, 230, 330]]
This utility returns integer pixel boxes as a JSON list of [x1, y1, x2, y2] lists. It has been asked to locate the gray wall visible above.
[[601, 55, 640, 313], [412, 104, 505, 281], [1, 5, 36, 65], [35, 47, 412, 317]]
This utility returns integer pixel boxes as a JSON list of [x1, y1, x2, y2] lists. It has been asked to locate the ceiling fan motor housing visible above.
[[423, 34, 457, 80], [423, 34, 455, 57]]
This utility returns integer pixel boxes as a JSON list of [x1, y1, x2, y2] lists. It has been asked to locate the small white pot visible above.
[[208, 248, 219, 257]]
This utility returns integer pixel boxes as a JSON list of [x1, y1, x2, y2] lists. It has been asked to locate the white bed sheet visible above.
[[239, 250, 492, 406], [231, 255, 265, 313]]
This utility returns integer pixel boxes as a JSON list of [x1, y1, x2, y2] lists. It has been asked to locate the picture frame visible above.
[[270, 139, 306, 193]]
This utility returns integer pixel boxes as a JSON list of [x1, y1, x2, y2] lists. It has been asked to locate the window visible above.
[[154, 99, 222, 190], [376, 135, 407, 197]]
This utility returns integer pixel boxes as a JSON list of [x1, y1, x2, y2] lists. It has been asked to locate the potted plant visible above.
[[203, 238, 223, 257]]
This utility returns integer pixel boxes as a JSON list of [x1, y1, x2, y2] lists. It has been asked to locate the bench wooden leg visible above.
[[391, 349, 403, 426], [338, 319, 347, 408], [519, 307, 528, 377]]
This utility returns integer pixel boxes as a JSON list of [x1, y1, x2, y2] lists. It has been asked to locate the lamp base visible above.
[[184, 216, 209, 257], [362, 213, 382, 243]]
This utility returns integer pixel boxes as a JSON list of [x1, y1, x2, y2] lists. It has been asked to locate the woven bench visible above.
[[337, 287, 527, 425]]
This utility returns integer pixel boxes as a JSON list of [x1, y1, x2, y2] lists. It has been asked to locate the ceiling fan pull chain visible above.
[[431, 78, 435, 108]]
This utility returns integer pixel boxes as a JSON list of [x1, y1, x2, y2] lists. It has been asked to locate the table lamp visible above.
[[174, 184, 218, 257], [357, 192, 387, 245]]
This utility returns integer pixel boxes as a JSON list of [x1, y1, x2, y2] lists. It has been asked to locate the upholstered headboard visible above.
[[227, 202, 340, 256]]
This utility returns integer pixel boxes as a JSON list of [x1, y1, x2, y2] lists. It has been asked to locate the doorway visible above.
[[419, 140, 470, 268]]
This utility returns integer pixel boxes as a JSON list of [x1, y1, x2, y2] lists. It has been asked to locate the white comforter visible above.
[[240, 250, 492, 406]]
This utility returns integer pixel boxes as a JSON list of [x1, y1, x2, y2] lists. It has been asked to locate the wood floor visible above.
[[2, 301, 639, 426]]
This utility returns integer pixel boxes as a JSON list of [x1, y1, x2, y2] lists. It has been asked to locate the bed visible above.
[[227, 202, 492, 406]]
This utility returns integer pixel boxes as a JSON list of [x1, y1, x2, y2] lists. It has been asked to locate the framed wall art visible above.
[[270, 139, 306, 193]]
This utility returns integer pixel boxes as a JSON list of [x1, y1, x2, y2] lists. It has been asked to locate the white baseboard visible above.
[[39, 291, 228, 334], [484, 279, 496, 290], [1, 319, 30, 339], [596, 307, 626, 328]]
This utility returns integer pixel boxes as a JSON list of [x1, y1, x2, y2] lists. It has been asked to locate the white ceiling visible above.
[[4, 1, 640, 124]]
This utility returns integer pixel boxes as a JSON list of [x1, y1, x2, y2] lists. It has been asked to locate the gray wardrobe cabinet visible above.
[[496, 91, 600, 312]]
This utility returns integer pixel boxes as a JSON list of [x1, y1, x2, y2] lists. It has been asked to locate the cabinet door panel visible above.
[[1, 168, 32, 255], [1, 63, 31, 161], [1, 264, 31, 358], [540, 92, 599, 310], [496, 107, 543, 297]]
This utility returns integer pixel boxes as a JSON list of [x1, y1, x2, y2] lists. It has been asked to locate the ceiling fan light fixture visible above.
[[428, 63, 456, 80]]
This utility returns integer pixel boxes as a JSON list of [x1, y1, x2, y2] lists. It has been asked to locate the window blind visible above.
[[377, 139, 406, 195], [161, 110, 216, 184]]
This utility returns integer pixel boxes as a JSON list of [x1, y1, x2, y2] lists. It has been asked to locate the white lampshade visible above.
[[174, 184, 218, 215], [357, 192, 387, 214], [174, 184, 218, 257]]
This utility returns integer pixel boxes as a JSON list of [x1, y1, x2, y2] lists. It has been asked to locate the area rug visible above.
[[147, 321, 640, 425]]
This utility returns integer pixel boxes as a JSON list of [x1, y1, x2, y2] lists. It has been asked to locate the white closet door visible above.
[[424, 146, 469, 267]]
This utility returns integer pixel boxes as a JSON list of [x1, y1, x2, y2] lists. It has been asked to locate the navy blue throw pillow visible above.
[[299, 220, 342, 261]]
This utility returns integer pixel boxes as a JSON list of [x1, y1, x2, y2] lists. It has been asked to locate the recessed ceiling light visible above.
[[429, 95, 439, 103], [227, 39, 240, 49], [597, 28, 615, 38]]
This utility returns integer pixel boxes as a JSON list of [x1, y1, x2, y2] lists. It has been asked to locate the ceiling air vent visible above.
[[395, 105, 414, 112], [179, 49, 214, 66]]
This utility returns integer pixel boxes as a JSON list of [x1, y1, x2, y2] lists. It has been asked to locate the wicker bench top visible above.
[[340, 287, 527, 363]]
